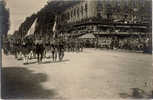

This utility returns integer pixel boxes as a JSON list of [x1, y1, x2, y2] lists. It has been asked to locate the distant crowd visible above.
[[95, 36, 151, 53], [3, 35, 152, 64]]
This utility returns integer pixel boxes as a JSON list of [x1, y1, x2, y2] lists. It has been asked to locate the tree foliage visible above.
[[0, 0, 10, 37]]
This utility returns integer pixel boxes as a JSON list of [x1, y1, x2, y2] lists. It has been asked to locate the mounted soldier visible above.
[[21, 40, 30, 64]]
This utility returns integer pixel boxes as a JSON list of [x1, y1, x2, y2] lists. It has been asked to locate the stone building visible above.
[[55, 0, 151, 36]]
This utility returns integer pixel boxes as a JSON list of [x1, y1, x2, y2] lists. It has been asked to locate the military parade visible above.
[[1, 0, 153, 99]]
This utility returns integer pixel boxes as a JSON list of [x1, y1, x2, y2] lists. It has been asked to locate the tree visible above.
[[0, 0, 10, 37]]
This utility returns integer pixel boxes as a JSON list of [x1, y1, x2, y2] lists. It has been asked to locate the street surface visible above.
[[1, 49, 153, 99]]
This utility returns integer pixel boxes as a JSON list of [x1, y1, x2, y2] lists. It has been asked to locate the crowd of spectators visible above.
[[96, 36, 152, 53]]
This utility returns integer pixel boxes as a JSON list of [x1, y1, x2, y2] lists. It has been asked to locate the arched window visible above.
[[77, 8, 80, 17], [74, 8, 76, 17], [85, 3, 88, 12], [81, 6, 84, 16]]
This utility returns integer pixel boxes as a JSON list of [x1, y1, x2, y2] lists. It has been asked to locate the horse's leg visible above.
[[30, 50, 33, 59], [23, 54, 26, 64], [29, 51, 31, 59], [16, 51, 19, 60], [32, 50, 34, 58], [19, 51, 22, 60], [52, 52, 55, 62], [37, 53, 40, 63], [28, 53, 30, 64], [61, 51, 64, 61], [40, 52, 43, 63], [33, 50, 36, 59], [28, 51, 31, 59]]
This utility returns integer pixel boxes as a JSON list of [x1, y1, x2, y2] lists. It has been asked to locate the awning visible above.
[[79, 33, 96, 39], [94, 31, 107, 34]]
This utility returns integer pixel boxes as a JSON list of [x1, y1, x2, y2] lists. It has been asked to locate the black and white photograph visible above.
[[1, 0, 152, 99]]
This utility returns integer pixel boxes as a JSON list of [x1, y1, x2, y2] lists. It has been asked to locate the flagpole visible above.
[[53, 20, 57, 39]]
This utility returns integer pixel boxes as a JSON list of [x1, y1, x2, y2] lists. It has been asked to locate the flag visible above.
[[25, 18, 38, 37], [53, 21, 56, 32], [52, 21, 56, 38]]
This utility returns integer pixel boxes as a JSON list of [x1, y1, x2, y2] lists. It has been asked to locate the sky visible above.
[[5, 0, 48, 35]]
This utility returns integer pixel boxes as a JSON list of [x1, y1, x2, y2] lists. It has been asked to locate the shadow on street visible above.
[[22, 59, 70, 65], [41, 59, 70, 64], [119, 88, 153, 99], [1, 67, 60, 99]]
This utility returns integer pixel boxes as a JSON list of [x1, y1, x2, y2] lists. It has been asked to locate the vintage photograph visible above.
[[1, 0, 153, 99]]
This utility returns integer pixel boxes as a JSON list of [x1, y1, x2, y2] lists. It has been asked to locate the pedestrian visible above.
[[36, 42, 45, 63], [58, 42, 65, 61], [151, 90, 153, 98], [51, 43, 57, 62]]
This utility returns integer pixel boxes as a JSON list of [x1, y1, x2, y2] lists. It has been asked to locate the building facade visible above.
[[55, 0, 151, 35]]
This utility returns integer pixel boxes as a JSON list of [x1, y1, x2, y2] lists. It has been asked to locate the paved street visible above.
[[2, 49, 153, 99]]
